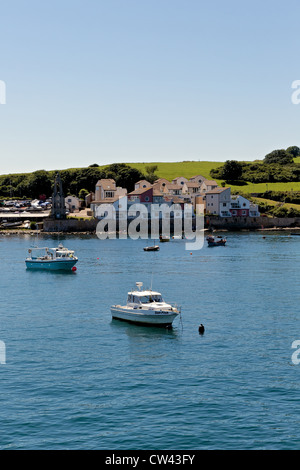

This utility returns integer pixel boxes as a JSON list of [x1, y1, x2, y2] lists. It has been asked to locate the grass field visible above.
[[127, 161, 300, 194], [128, 161, 223, 181]]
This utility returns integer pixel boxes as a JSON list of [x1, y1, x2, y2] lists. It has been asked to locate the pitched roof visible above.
[[172, 176, 188, 182], [96, 179, 116, 190], [165, 183, 182, 190], [205, 187, 230, 194], [135, 179, 152, 186], [154, 178, 169, 183], [128, 187, 153, 196], [202, 180, 218, 186], [190, 175, 207, 180]]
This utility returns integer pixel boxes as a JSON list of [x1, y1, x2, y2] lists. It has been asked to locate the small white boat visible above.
[[25, 243, 78, 271], [111, 282, 181, 327]]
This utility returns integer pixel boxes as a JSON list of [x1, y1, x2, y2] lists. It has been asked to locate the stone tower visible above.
[[51, 172, 66, 219]]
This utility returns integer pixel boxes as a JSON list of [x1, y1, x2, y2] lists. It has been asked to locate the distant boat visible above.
[[144, 239, 160, 251], [25, 243, 78, 271], [206, 235, 226, 247], [111, 282, 181, 327], [159, 235, 170, 242], [1, 221, 23, 228], [144, 245, 160, 251]]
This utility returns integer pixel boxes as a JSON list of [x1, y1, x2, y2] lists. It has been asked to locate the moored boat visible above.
[[25, 243, 78, 271], [206, 235, 226, 247], [111, 282, 181, 327], [143, 245, 160, 251], [159, 235, 170, 242]]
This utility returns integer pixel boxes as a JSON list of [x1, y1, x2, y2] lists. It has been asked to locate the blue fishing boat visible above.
[[25, 243, 78, 271]]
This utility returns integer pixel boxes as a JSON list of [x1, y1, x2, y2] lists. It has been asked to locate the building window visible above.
[[105, 191, 114, 198], [145, 196, 149, 202]]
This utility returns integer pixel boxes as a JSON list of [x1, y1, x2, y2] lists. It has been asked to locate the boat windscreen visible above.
[[140, 295, 163, 303]]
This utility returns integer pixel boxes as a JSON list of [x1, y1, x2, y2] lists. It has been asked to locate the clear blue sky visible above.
[[0, 0, 300, 174]]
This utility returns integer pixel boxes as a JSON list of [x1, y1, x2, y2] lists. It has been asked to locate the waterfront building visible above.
[[205, 187, 232, 217], [230, 195, 260, 217]]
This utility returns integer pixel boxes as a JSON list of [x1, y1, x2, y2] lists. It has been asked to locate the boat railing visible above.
[[168, 302, 181, 313]]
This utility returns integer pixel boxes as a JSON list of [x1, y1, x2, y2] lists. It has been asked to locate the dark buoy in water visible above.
[[198, 324, 205, 335]]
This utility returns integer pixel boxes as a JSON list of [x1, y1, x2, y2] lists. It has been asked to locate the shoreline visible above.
[[1, 226, 300, 236]]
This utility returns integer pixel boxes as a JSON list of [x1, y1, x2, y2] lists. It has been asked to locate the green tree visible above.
[[104, 163, 144, 192], [286, 146, 300, 158], [25, 170, 52, 198], [79, 188, 89, 199], [264, 149, 293, 165], [145, 165, 158, 184], [221, 160, 243, 182]]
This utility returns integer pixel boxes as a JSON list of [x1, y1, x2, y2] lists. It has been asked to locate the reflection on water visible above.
[[110, 319, 180, 360]]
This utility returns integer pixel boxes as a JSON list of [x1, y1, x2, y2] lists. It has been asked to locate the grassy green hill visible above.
[[127, 161, 224, 181], [127, 161, 300, 194]]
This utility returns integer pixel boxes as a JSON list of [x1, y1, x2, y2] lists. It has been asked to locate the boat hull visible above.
[[111, 306, 179, 326], [207, 241, 226, 247], [25, 259, 78, 271]]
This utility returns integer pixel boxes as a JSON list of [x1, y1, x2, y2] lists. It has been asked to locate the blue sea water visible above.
[[0, 231, 300, 450]]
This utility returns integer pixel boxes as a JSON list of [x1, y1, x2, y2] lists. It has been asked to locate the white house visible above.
[[65, 196, 81, 213], [230, 195, 260, 217], [205, 187, 232, 217]]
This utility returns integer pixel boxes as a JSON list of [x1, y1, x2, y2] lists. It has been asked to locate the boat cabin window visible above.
[[139, 295, 163, 303], [127, 294, 140, 303]]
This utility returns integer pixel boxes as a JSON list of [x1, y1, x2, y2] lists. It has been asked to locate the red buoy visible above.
[[72, 266, 77, 272]]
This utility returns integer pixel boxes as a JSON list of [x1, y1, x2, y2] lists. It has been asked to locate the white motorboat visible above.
[[111, 282, 181, 327]]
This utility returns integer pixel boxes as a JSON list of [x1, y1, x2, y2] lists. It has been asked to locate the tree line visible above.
[[210, 146, 300, 184], [0, 163, 151, 200]]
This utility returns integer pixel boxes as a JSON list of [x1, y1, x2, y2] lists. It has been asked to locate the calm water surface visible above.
[[0, 231, 300, 449]]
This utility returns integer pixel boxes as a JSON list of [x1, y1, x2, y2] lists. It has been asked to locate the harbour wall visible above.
[[43, 215, 300, 233], [206, 215, 300, 230], [43, 218, 98, 233]]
